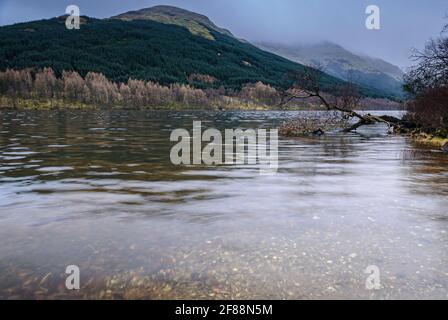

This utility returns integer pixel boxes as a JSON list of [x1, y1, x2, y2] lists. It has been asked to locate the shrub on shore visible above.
[[404, 87, 448, 138]]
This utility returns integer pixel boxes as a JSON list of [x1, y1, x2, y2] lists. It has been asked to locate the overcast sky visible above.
[[1, 0, 447, 69]]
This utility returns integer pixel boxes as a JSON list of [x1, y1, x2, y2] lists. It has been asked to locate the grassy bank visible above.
[[0, 96, 95, 110], [0, 95, 278, 111], [411, 131, 448, 150]]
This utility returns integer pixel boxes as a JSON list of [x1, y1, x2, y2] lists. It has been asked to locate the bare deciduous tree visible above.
[[403, 20, 448, 135], [241, 82, 279, 106], [404, 21, 448, 95], [405, 39, 448, 94], [62, 71, 85, 101], [35, 68, 57, 100]]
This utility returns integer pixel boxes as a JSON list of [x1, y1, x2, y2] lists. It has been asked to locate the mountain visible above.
[[256, 41, 404, 97], [112, 5, 234, 40], [0, 6, 389, 97]]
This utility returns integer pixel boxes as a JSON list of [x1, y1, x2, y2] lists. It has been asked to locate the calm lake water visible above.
[[0, 110, 448, 300]]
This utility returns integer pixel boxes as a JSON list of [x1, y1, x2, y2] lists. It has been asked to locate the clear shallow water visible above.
[[0, 110, 447, 300]]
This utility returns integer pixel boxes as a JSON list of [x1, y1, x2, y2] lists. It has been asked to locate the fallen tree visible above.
[[278, 67, 411, 136]]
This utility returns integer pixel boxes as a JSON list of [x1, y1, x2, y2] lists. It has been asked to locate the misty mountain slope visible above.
[[257, 41, 404, 97], [0, 6, 391, 97], [359, 54, 403, 81]]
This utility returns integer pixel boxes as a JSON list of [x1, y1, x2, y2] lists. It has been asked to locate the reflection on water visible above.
[[0, 110, 447, 299]]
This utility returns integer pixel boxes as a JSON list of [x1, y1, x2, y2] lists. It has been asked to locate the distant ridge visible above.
[[257, 41, 404, 97]]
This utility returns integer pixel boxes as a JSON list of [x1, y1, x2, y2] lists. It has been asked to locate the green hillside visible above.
[[0, 9, 388, 97]]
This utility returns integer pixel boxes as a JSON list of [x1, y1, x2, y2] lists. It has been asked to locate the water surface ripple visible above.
[[0, 110, 447, 299]]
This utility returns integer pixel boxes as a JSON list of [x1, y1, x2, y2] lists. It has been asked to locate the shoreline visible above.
[[0, 96, 278, 112], [0, 96, 406, 112]]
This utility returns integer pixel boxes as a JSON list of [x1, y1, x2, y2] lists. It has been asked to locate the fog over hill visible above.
[[256, 41, 405, 97]]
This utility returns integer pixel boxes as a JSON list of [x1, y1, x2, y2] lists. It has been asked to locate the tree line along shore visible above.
[[0, 68, 399, 111]]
